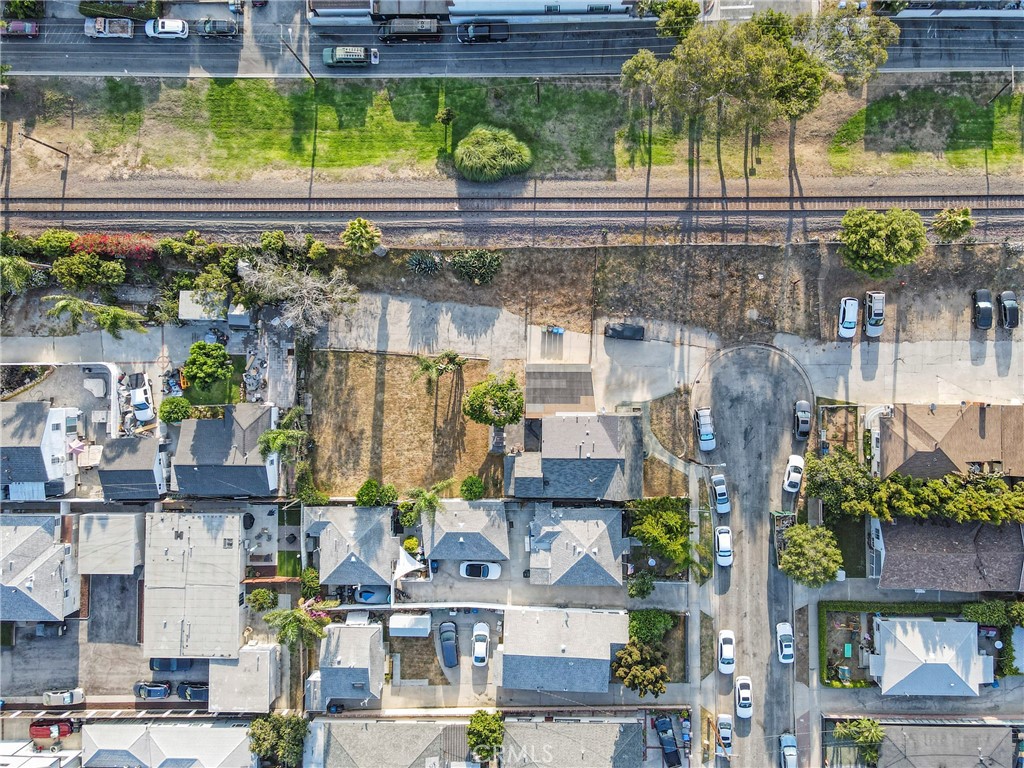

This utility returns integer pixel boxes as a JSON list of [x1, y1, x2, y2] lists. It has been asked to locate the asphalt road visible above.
[[692, 346, 811, 768]]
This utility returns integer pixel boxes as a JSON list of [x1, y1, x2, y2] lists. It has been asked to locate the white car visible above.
[[715, 526, 733, 567], [460, 561, 501, 580], [710, 473, 731, 514], [471, 621, 490, 667], [776, 622, 795, 664], [783, 454, 804, 494], [838, 296, 859, 339], [145, 18, 189, 38], [735, 675, 753, 719], [42, 688, 85, 706], [716, 714, 733, 757], [128, 372, 155, 423], [718, 630, 736, 675]]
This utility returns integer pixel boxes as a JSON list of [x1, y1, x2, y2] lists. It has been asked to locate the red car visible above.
[[0, 21, 41, 37], [29, 719, 73, 739]]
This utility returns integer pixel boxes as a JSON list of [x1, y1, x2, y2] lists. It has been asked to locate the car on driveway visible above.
[[710, 473, 731, 514], [603, 322, 644, 340], [779, 732, 798, 768], [718, 630, 735, 675], [456, 20, 509, 42], [1, 20, 41, 37], [654, 716, 682, 768], [792, 400, 811, 441], [973, 289, 993, 329], [783, 454, 804, 494], [735, 675, 753, 719], [133, 681, 171, 699], [176, 682, 209, 701], [714, 526, 733, 567], [838, 297, 859, 339], [150, 658, 192, 672], [716, 714, 733, 757], [693, 408, 716, 452], [471, 622, 490, 667], [29, 719, 73, 739], [438, 621, 459, 668], [864, 291, 885, 337], [42, 688, 85, 706], [128, 372, 155, 423], [776, 622, 795, 664], [353, 585, 391, 604], [460, 561, 501, 579], [145, 18, 188, 38], [197, 18, 238, 36], [997, 290, 1019, 330]]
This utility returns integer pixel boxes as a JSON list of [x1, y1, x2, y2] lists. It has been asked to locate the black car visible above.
[[197, 18, 238, 36], [150, 658, 193, 672], [997, 290, 1019, 330], [604, 322, 645, 341], [438, 621, 459, 668], [176, 682, 209, 701], [973, 289, 993, 330], [655, 716, 682, 768], [793, 400, 811, 441], [456, 20, 509, 43]]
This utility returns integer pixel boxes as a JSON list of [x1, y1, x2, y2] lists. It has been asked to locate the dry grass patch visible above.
[[643, 457, 689, 498], [389, 636, 450, 686], [663, 612, 687, 683], [309, 351, 499, 495], [649, 388, 692, 461]]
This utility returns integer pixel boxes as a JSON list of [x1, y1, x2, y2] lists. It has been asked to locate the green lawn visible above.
[[278, 505, 301, 526], [277, 550, 302, 577], [828, 516, 867, 579], [0, 622, 13, 647], [183, 355, 245, 406]]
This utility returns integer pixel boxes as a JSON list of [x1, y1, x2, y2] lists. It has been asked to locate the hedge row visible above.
[[79, 0, 162, 20]]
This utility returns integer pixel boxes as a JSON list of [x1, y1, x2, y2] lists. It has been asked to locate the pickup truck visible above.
[[84, 17, 134, 38]]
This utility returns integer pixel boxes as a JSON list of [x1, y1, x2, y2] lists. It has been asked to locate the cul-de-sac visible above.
[[0, 0, 1022, 766]]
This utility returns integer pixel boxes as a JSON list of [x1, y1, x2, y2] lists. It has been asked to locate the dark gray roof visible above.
[[0, 513, 66, 622], [98, 438, 161, 501], [308, 624, 384, 708], [313, 506, 398, 587], [525, 364, 595, 418], [503, 722, 645, 768], [423, 500, 509, 561], [529, 506, 624, 587], [173, 405, 275, 497], [875, 725, 1015, 768], [0, 401, 49, 484], [879, 521, 1024, 593], [323, 722, 471, 768]]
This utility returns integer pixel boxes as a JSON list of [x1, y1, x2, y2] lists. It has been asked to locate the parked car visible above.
[[456, 20, 509, 42], [438, 621, 459, 668], [734, 675, 753, 719], [973, 289, 994, 330], [150, 658, 192, 672], [35, 621, 67, 637], [353, 585, 391, 604], [197, 18, 238, 36], [145, 18, 189, 38], [176, 682, 209, 701], [838, 296, 859, 339], [603, 322, 644, 340], [693, 407, 716, 452], [1, 20, 41, 37], [792, 400, 811, 441], [714, 526, 733, 567], [718, 630, 735, 675], [654, 716, 682, 768], [128, 372, 155, 422], [460, 561, 501, 580], [783, 454, 804, 494], [997, 290, 1019, 330], [779, 732, 798, 768], [42, 688, 85, 706], [710, 473, 731, 514], [776, 622, 795, 664], [716, 714, 733, 756], [864, 291, 885, 337], [29, 719, 73, 739], [133, 681, 171, 699], [471, 622, 490, 667]]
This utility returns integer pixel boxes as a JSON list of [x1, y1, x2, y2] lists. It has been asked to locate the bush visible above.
[[182, 341, 232, 390], [79, 0, 162, 20], [402, 536, 420, 555], [246, 588, 278, 612], [1, 231, 35, 257], [260, 230, 288, 256], [962, 599, 1010, 628], [779, 524, 844, 587], [997, 627, 1018, 676], [71, 233, 156, 262], [629, 609, 675, 646], [296, 461, 329, 506], [1010, 601, 1024, 627], [838, 207, 927, 278], [932, 207, 974, 242], [398, 501, 420, 529], [462, 374, 524, 427], [450, 249, 502, 286], [248, 714, 309, 768], [406, 251, 443, 276], [467, 711, 503, 762], [627, 570, 655, 599], [355, 478, 397, 507], [341, 218, 382, 257], [52, 252, 126, 291], [460, 475, 485, 501], [158, 395, 192, 423], [3, 0, 43, 19], [34, 229, 78, 260], [453, 125, 532, 182], [300, 567, 320, 600]]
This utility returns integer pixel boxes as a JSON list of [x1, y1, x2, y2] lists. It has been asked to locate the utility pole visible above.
[[643, 94, 655, 246], [280, 37, 318, 211], [19, 132, 69, 227]]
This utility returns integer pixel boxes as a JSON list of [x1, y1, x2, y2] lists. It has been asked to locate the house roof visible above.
[[880, 404, 1024, 479], [0, 401, 49, 484], [502, 721, 645, 768], [173, 405, 275, 497], [83, 723, 253, 768], [321, 721, 471, 768], [0, 513, 67, 622], [142, 511, 244, 659], [98, 438, 161, 501], [879, 521, 1024, 593], [529, 506, 624, 586], [307, 624, 384, 709], [310, 506, 398, 586], [525, 364, 596, 418], [79, 513, 144, 575], [875, 725, 1016, 768], [868, 617, 993, 696], [178, 290, 227, 321], [501, 608, 628, 693], [209, 643, 280, 714], [423, 500, 510, 561]]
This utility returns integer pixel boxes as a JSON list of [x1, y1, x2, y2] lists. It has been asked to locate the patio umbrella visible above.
[[67, 438, 86, 456]]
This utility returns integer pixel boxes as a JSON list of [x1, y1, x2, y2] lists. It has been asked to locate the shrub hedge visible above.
[[79, 0, 162, 20], [453, 125, 532, 182]]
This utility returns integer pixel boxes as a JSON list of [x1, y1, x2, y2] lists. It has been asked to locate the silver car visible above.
[[710, 473, 731, 514], [838, 297, 859, 339], [693, 408, 716, 452], [42, 688, 85, 706], [864, 291, 885, 338]]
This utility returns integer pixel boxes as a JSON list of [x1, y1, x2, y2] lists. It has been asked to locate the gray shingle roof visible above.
[[312, 506, 398, 587], [525, 364, 596, 418], [0, 513, 68, 622], [323, 721, 471, 768], [529, 506, 624, 586], [501, 608, 627, 693], [173, 405, 275, 497], [99, 438, 161, 500], [423, 500, 510, 561], [308, 624, 384, 709], [502, 721, 645, 768], [0, 401, 49, 484]]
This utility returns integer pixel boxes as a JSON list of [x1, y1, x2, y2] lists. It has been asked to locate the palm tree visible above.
[[408, 478, 455, 524], [851, 718, 884, 746], [412, 355, 440, 394], [263, 601, 339, 649]]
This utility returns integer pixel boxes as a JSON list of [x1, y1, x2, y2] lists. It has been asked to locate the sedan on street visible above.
[[145, 18, 189, 38], [783, 454, 804, 494], [776, 622, 795, 664], [456, 20, 510, 43], [460, 561, 501, 579], [718, 630, 736, 675], [693, 408, 716, 452], [29, 719, 73, 739], [715, 526, 733, 567], [42, 688, 85, 706], [710, 473, 731, 514], [133, 681, 171, 699], [716, 714, 733, 757], [735, 675, 753, 719], [472, 622, 490, 667], [793, 400, 811, 441], [838, 297, 859, 339]]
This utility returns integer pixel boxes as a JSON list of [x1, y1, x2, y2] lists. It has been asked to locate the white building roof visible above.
[[79, 512, 144, 575], [142, 511, 244, 659], [0, 513, 78, 622], [83, 722, 254, 768], [178, 290, 227, 321], [209, 643, 281, 714]]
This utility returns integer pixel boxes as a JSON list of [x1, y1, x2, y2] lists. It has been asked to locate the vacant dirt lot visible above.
[[820, 404, 859, 456], [308, 351, 501, 496], [389, 636, 449, 686]]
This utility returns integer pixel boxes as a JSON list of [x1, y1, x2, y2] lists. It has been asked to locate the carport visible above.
[[388, 614, 432, 638]]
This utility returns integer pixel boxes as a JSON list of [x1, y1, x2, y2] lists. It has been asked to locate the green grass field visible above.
[[277, 550, 302, 577], [183, 355, 245, 406]]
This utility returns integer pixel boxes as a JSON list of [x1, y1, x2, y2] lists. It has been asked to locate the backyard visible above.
[[182, 355, 245, 406], [389, 635, 449, 686]]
